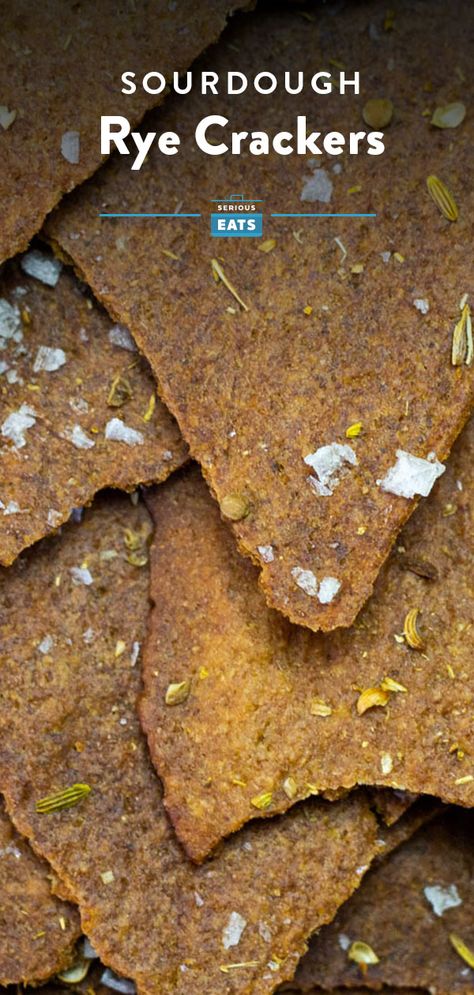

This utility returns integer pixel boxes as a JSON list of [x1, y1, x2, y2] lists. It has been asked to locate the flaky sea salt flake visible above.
[[0, 105, 16, 130], [301, 167, 333, 204], [305, 442, 358, 496], [378, 449, 445, 499], [257, 544, 274, 563], [109, 324, 137, 352], [0, 299, 22, 343], [3, 501, 22, 515], [61, 130, 80, 164], [381, 752, 393, 774], [70, 566, 94, 586], [105, 418, 144, 446], [66, 424, 95, 450], [21, 251, 62, 287], [414, 298, 429, 314], [291, 566, 318, 597], [33, 346, 67, 373], [1, 404, 36, 448], [222, 912, 247, 949], [424, 884, 462, 917], [318, 576, 341, 604]]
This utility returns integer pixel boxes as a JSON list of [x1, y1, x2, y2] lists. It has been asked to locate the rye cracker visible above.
[[0, 493, 382, 995], [0, 253, 186, 565], [47, 0, 474, 632], [0, 0, 246, 264], [0, 799, 80, 985], [140, 412, 474, 861], [293, 810, 474, 995]]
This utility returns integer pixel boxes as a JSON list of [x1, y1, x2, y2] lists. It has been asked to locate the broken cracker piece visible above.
[[140, 410, 474, 860], [0, 256, 187, 565], [47, 0, 474, 633], [293, 811, 474, 995], [0, 799, 80, 985], [0, 0, 246, 264], [0, 493, 382, 995]]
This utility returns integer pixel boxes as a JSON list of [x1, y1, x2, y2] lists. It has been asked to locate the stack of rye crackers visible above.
[[0, 1, 473, 994]]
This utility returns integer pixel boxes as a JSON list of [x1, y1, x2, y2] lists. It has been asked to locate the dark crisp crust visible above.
[[0, 0, 246, 265], [140, 411, 473, 862], [0, 799, 80, 985], [0, 257, 187, 565], [47, 0, 474, 633], [0, 493, 382, 995], [293, 811, 474, 994]]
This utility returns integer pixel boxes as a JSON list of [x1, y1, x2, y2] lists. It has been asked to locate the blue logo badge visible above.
[[210, 193, 263, 237]]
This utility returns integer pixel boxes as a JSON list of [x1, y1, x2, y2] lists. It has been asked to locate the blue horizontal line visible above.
[[98, 212, 201, 218], [271, 212, 377, 218]]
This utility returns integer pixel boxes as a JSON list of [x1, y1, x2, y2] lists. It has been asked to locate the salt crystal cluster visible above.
[[304, 443, 358, 496], [291, 566, 341, 604]]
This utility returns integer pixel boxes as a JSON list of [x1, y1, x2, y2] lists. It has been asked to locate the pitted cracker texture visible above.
[[0, 0, 247, 265], [0, 256, 187, 565], [46, 0, 474, 633], [292, 811, 474, 994], [0, 798, 80, 985], [140, 408, 474, 862], [0, 493, 381, 995]]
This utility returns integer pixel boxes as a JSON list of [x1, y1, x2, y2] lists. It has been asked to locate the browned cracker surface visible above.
[[140, 409, 473, 862], [0, 0, 246, 265], [292, 810, 474, 994], [0, 798, 80, 985], [0, 254, 187, 565], [0, 492, 382, 995], [47, 0, 474, 633]]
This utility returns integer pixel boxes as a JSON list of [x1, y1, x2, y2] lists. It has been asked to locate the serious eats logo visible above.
[[211, 194, 263, 237]]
